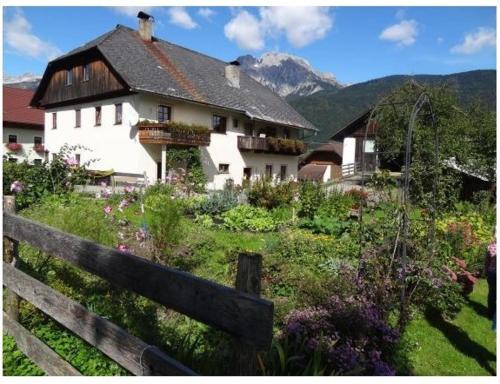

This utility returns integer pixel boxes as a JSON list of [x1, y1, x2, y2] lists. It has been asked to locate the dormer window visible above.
[[82, 64, 90, 82], [65, 69, 73, 86]]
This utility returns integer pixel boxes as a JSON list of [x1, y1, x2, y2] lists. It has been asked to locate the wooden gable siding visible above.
[[39, 56, 127, 106]]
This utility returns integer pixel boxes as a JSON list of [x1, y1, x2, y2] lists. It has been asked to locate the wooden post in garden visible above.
[[3, 195, 21, 321], [234, 252, 263, 376]]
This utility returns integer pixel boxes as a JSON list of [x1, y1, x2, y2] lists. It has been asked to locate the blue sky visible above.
[[3, 6, 496, 84]]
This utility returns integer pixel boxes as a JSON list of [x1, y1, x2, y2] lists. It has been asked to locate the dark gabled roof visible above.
[[330, 109, 372, 140], [3, 86, 44, 128], [314, 140, 343, 157], [37, 25, 316, 131]]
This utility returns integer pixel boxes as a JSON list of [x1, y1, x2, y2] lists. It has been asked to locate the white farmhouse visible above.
[[3, 86, 45, 164], [30, 13, 317, 189]]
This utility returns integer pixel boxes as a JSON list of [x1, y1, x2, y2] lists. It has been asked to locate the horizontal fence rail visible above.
[[3, 262, 196, 376], [3, 212, 274, 350]]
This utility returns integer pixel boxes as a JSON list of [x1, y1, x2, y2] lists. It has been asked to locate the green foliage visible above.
[[3, 335, 44, 376], [299, 215, 353, 236], [298, 181, 325, 218], [266, 137, 306, 155], [222, 205, 276, 232], [144, 193, 183, 263], [194, 189, 238, 215], [164, 147, 207, 193], [247, 178, 296, 209], [3, 144, 93, 210]]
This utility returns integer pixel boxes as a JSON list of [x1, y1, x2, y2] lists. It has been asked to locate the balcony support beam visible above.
[[161, 144, 167, 183]]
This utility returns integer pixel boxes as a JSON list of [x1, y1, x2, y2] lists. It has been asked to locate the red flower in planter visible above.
[[6, 142, 22, 152], [34, 144, 45, 153]]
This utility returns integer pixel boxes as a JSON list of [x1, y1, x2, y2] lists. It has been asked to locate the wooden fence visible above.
[[2, 196, 274, 376]]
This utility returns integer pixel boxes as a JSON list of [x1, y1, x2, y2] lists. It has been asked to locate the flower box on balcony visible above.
[[137, 120, 211, 146], [237, 136, 306, 155], [6, 142, 22, 152], [34, 144, 45, 153]]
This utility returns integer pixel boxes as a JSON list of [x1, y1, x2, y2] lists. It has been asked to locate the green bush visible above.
[[247, 178, 296, 209], [299, 215, 354, 236], [222, 205, 276, 232], [3, 144, 93, 210], [298, 181, 325, 218], [195, 189, 238, 216], [144, 193, 183, 263]]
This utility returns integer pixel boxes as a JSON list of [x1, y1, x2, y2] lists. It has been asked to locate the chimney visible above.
[[225, 60, 240, 88], [137, 11, 154, 41]]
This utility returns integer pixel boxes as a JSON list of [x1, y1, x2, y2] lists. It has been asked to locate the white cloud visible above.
[[224, 10, 264, 50], [224, 7, 333, 51], [451, 27, 496, 55], [112, 7, 155, 18], [198, 8, 216, 21], [259, 7, 333, 48], [379, 19, 418, 47], [168, 7, 198, 29], [4, 10, 62, 61]]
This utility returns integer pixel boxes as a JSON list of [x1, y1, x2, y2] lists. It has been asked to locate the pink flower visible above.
[[123, 183, 134, 194], [65, 157, 79, 166], [101, 188, 112, 198], [117, 244, 130, 253], [100, 181, 107, 188], [118, 199, 129, 212], [103, 205, 112, 215], [10, 180, 24, 193]]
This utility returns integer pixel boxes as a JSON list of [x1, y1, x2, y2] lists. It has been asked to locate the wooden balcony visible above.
[[237, 136, 306, 155], [138, 124, 210, 146]]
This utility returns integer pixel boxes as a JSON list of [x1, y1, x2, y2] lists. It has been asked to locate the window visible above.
[[8, 158, 17, 163], [115, 103, 122, 125], [243, 167, 252, 180], [34, 136, 42, 145], [33, 159, 42, 166], [66, 69, 73, 86], [212, 115, 227, 134], [280, 165, 287, 181], [283, 128, 291, 139], [8, 135, 17, 143], [244, 123, 253, 136], [265, 164, 273, 179], [364, 140, 375, 153], [52, 113, 57, 129], [95, 106, 101, 126], [82, 64, 90, 82], [75, 109, 81, 128], [157, 105, 171, 123], [218, 163, 229, 174], [233, 118, 239, 128], [75, 154, 81, 166]]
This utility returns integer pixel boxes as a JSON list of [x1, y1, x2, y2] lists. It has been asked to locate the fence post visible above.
[[3, 195, 20, 321], [234, 252, 262, 375]]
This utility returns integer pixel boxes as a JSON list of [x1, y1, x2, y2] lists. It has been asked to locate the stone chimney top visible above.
[[225, 61, 240, 88]]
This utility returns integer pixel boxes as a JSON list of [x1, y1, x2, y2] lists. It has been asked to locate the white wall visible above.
[[342, 137, 356, 165], [3, 126, 45, 163], [45, 93, 303, 188]]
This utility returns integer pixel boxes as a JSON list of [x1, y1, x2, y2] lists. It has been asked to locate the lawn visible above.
[[403, 279, 496, 376]]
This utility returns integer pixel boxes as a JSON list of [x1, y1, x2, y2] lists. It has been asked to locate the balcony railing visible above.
[[138, 123, 211, 147], [237, 136, 306, 155]]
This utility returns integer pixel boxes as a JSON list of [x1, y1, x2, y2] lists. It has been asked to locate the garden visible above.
[[2, 83, 497, 376]]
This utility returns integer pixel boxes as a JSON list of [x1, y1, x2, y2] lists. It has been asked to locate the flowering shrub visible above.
[[6, 142, 22, 152], [247, 178, 297, 209], [298, 181, 325, 219], [10, 180, 24, 194], [266, 295, 399, 375]]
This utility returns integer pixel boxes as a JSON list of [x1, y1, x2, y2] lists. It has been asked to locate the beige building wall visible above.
[[3, 126, 45, 164]]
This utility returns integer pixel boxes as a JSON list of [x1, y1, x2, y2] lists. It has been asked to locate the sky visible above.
[[2, 6, 497, 84]]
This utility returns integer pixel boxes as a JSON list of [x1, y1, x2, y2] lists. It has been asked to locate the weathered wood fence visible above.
[[2, 196, 273, 376]]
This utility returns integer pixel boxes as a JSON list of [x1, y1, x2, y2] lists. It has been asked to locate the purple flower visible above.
[[101, 188, 112, 198], [371, 360, 395, 376], [488, 242, 496, 257], [329, 343, 359, 372], [103, 205, 112, 215], [10, 180, 24, 193], [100, 181, 107, 188], [135, 228, 148, 242], [118, 199, 129, 212], [123, 183, 134, 194]]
